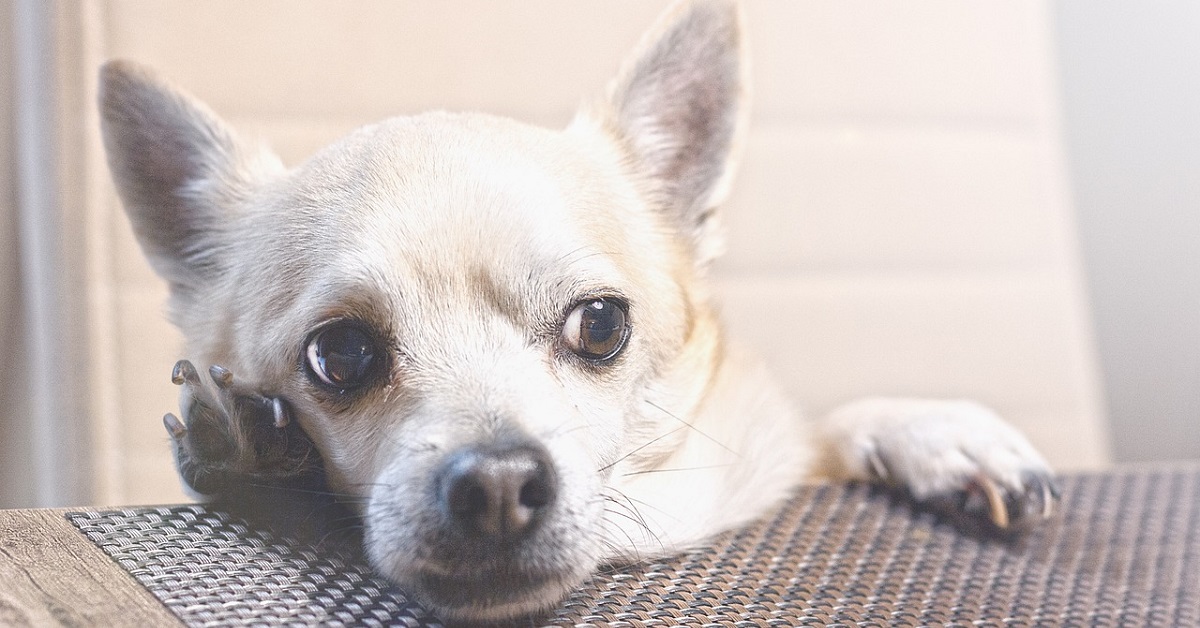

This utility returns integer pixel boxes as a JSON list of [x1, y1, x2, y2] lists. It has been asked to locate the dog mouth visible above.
[[365, 516, 593, 622], [365, 493, 596, 621], [363, 437, 606, 620], [409, 561, 574, 621], [368, 507, 598, 621]]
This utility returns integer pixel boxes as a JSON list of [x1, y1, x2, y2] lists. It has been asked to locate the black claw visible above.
[[1015, 471, 1061, 522], [171, 359, 200, 386], [865, 447, 895, 484], [163, 413, 187, 439], [271, 397, 291, 428], [918, 471, 1060, 538], [209, 365, 234, 389], [938, 476, 1003, 525], [1046, 474, 1064, 500]]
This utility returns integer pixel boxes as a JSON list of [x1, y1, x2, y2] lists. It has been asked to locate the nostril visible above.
[[519, 471, 554, 509], [446, 475, 489, 517], [439, 442, 558, 540]]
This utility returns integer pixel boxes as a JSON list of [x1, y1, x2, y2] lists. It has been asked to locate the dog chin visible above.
[[406, 567, 578, 623], [365, 516, 599, 622]]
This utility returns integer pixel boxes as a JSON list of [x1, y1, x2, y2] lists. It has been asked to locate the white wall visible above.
[[1054, 1, 1200, 462]]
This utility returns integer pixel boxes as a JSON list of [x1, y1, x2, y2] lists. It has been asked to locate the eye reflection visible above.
[[305, 323, 380, 389], [562, 298, 629, 361]]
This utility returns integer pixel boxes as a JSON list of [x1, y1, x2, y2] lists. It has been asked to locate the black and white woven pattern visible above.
[[69, 468, 1200, 627], [67, 506, 438, 627]]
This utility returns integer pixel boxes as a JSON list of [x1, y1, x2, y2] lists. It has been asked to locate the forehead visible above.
[[311, 116, 633, 246], [274, 112, 660, 311]]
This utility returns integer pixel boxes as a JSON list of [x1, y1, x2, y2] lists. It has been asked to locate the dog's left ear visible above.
[[595, 0, 747, 266]]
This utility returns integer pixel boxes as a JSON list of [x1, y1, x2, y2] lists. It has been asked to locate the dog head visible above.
[[100, 0, 746, 620]]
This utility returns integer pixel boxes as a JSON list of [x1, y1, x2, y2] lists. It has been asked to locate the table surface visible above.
[[0, 508, 182, 627], [2, 464, 1198, 627]]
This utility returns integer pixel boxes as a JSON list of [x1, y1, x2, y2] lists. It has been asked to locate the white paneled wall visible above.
[[87, 1, 1107, 505]]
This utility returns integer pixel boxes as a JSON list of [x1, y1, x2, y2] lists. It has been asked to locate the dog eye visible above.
[[305, 324, 381, 390], [562, 298, 629, 361]]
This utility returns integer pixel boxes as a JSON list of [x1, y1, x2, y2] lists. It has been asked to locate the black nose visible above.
[[439, 443, 558, 540]]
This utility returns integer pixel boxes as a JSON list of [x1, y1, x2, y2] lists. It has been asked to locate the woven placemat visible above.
[[66, 505, 435, 627], [68, 468, 1200, 627]]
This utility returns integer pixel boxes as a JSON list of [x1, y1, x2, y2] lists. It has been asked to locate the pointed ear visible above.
[[602, 0, 747, 265], [98, 60, 282, 299]]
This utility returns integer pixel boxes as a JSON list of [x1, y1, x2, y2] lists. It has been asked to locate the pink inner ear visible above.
[[100, 60, 283, 295], [604, 0, 745, 265]]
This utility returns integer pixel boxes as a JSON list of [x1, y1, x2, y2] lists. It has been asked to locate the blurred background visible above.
[[0, 1, 1195, 508]]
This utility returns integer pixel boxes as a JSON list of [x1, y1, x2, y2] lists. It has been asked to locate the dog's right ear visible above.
[[98, 60, 282, 299]]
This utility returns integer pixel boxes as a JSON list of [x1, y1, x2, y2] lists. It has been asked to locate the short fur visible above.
[[100, 0, 1057, 621]]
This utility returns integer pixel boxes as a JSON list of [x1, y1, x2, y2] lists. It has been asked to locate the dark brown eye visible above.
[[305, 323, 381, 390], [562, 298, 629, 361]]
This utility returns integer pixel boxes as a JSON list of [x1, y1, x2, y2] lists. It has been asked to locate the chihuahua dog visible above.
[[99, 0, 1057, 621]]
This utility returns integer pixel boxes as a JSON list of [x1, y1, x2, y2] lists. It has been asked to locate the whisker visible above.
[[602, 487, 667, 556], [614, 492, 675, 520], [244, 483, 364, 501], [344, 481, 397, 491], [604, 507, 655, 541], [620, 462, 735, 477], [316, 522, 366, 548], [597, 424, 687, 473], [555, 245, 591, 265], [556, 247, 629, 267], [604, 487, 654, 533], [545, 416, 592, 441], [644, 399, 740, 459], [601, 514, 647, 564]]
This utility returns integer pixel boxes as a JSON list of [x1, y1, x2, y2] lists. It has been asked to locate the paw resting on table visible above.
[[822, 398, 1060, 534]]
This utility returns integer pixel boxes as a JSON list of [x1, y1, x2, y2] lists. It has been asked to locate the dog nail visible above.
[[1033, 473, 1061, 519], [866, 448, 891, 483], [1040, 480, 1056, 518], [163, 413, 187, 438], [1047, 475, 1064, 500], [171, 360, 198, 386], [272, 397, 291, 428], [170, 361, 186, 385], [209, 365, 234, 389], [978, 476, 1010, 530]]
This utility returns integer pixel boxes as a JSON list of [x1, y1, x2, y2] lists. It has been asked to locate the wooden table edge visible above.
[[0, 507, 183, 627]]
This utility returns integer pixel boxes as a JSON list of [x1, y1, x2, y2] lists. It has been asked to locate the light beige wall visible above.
[[87, 0, 1108, 505]]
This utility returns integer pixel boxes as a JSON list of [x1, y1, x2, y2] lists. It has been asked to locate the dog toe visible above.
[[915, 465, 1060, 535], [208, 364, 234, 389], [1008, 469, 1061, 526], [170, 359, 200, 386], [826, 399, 1059, 535], [162, 412, 187, 439]]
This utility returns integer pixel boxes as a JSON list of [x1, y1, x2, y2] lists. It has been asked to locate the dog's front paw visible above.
[[164, 359, 319, 498], [823, 398, 1059, 533]]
